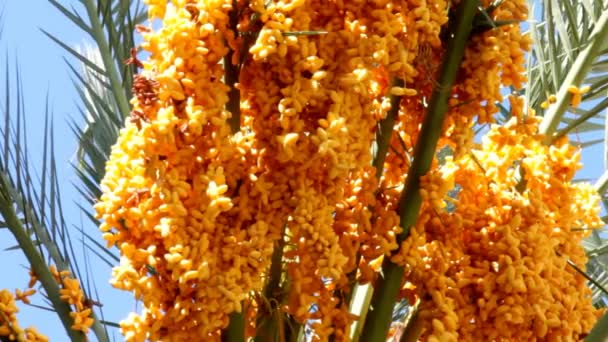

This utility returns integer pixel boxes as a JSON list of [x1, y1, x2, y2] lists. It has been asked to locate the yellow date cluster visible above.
[[94, 0, 603, 340], [96, 0, 264, 339], [0, 289, 47, 342], [397, 99, 603, 340], [239, 0, 450, 338], [0, 264, 93, 341]]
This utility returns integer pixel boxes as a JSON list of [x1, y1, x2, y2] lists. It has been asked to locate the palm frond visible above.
[[46, 0, 146, 212], [41, 0, 144, 309], [528, 0, 608, 141], [587, 260, 608, 308], [582, 228, 608, 308], [0, 55, 109, 341], [585, 167, 608, 309]]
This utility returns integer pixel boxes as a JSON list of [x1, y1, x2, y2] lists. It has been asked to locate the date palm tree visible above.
[[0, 0, 607, 340]]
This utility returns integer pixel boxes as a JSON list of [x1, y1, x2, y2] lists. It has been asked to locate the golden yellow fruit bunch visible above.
[[46, 266, 94, 334], [96, 0, 273, 339], [397, 97, 603, 340], [239, 0, 451, 337], [94, 0, 604, 340], [1, 264, 92, 341], [0, 289, 48, 342]]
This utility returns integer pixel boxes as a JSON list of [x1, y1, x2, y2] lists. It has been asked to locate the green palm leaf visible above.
[[531, 0, 608, 141], [46, 0, 146, 213], [39, 0, 145, 306], [0, 59, 109, 341]]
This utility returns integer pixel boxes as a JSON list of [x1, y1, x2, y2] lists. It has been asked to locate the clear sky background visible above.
[[0, 1, 605, 341]]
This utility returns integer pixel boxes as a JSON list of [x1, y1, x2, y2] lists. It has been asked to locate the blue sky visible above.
[[0, 1, 606, 340]]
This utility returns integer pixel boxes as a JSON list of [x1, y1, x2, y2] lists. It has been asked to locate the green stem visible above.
[[225, 0, 241, 133], [0, 192, 87, 342], [594, 169, 608, 195], [359, 1, 479, 340], [222, 3, 245, 340], [359, 261, 405, 341], [254, 232, 286, 342], [82, 1, 131, 119], [346, 78, 404, 342], [350, 284, 374, 342], [565, 258, 608, 297], [343, 254, 361, 305], [539, 9, 608, 141], [222, 312, 246, 342], [586, 311, 608, 341], [553, 97, 608, 142], [372, 78, 405, 175], [286, 320, 302, 342], [265, 235, 286, 302], [2, 175, 109, 340], [605, 93, 608, 171], [398, 302, 422, 342]]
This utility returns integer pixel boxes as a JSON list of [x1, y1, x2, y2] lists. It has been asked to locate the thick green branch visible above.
[[359, 1, 479, 340], [539, 9, 608, 141]]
